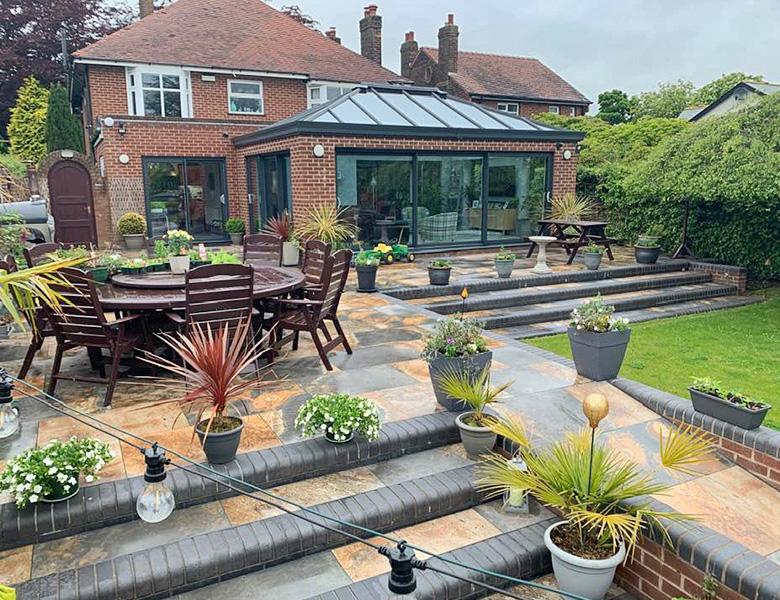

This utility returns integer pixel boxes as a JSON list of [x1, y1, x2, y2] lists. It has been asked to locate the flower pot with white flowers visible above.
[[568, 297, 630, 381], [295, 393, 381, 443], [0, 438, 114, 507], [164, 229, 194, 274]]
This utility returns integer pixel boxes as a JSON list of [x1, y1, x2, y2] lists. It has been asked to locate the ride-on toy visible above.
[[369, 243, 415, 264]]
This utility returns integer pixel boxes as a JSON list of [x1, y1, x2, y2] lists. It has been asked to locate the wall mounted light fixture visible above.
[[117, 121, 127, 135]]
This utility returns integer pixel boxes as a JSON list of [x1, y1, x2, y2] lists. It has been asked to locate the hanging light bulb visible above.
[[0, 369, 20, 440], [136, 443, 175, 523]]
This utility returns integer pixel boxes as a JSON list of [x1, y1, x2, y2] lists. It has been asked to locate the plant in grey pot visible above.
[[141, 318, 270, 464], [225, 217, 246, 246], [568, 297, 631, 381], [117, 211, 147, 250], [422, 315, 492, 411], [438, 366, 511, 459], [494, 247, 516, 278], [634, 231, 661, 264], [478, 396, 712, 600], [581, 241, 604, 270], [354, 250, 380, 293], [428, 258, 452, 285], [689, 377, 771, 430], [295, 393, 380, 444]]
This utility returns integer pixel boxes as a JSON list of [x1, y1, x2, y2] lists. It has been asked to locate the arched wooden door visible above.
[[47, 160, 97, 245]]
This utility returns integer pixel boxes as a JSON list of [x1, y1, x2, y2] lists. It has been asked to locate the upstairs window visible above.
[[228, 80, 264, 114], [308, 83, 353, 107], [126, 67, 190, 117], [548, 105, 560, 114], [496, 102, 519, 115]]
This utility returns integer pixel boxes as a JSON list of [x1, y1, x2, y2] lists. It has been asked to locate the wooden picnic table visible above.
[[526, 219, 615, 265]]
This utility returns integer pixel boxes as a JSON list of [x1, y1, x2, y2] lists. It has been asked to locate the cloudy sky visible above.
[[126, 0, 780, 110]]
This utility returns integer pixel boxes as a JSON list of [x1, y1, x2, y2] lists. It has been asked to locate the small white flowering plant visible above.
[[421, 315, 488, 363], [0, 437, 114, 508], [569, 296, 629, 333], [294, 394, 381, 442]]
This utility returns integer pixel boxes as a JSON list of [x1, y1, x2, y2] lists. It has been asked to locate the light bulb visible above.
[[136, 444, 175, 523], [0, 402, 20, 439]]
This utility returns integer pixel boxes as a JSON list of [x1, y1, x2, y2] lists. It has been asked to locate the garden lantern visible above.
[[503, 453, 530, 513], [0, 369, 20, 439], [583, 393, 609, 495], [136, 444, 175, 523]]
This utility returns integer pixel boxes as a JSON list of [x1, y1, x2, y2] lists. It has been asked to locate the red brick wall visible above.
[[617, 538, 749, 600], [87, 65, 128, 120], [477, 99, 586, 118]]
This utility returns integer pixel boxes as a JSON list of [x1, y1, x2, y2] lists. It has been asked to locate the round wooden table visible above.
[[97, 266, 305, 311]]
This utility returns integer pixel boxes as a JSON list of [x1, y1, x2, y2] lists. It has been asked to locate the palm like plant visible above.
[[477, 415, 711, 558], [437, 366, 512, 427], [294, 204, 358, 245], [263, 211, 293, 241], [547, 193, 598, 221]]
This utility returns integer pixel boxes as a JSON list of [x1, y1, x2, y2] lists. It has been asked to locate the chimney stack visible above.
[[139, 0, 154, 18], [437, 13, 459, 75], [400, 31, 419, 79], [325, 27, 341, 44], [359, 4, 382, 65]]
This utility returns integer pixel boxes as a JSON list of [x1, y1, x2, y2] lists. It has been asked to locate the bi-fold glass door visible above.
[[248, 154, 291, 231]]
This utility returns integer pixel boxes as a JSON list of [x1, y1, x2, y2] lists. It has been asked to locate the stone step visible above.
[[423, 270, 713, 315], [480, 282, 738, 329]]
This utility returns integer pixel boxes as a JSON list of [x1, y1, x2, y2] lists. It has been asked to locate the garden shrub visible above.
[[116, 211, 146, 235], [7, 77, 49, 163], [46, 84, 84, 154]]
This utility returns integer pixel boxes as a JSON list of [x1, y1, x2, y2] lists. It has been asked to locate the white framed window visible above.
[[568, 106, 576, 116], [496, 102, 519, 115], [126, 66, 191, 117], [548, 105, 560, 114], [307, 83, 354, 107], [228, 79, 264, 114]]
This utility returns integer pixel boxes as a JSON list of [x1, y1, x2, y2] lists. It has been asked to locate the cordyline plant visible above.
[[263, 211, 294, 242], [140, 318, 271, 440], [477, 415, 712, 560], [295, 204, 358, 245]]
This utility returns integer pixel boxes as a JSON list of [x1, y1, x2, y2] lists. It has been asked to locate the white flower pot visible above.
[[544, 521, 626, 600], [169, 255, 190, 274], [282, 242, 300, 266]]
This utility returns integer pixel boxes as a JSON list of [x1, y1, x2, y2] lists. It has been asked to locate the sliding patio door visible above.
[[251, 154, 291, 228]]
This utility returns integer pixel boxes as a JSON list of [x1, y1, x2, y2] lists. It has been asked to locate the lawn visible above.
[[526, 287, 780, 430]]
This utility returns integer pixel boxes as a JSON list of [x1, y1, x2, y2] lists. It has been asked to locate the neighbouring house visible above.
[[681, 80, 780, 121], [68, 0, 582, 249], [400, 15, 591, 119]]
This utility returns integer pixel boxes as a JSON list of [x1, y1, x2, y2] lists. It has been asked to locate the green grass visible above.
[[526, 287, 780, 430]]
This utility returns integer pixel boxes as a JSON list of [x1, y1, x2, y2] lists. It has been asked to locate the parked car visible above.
[[0, 196, 55, 243]]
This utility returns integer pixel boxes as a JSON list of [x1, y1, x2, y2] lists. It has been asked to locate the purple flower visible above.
[[446, 337, 455, 345]]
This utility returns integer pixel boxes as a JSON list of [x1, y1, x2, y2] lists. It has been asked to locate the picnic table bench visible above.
[[526, 219, 616, 265]]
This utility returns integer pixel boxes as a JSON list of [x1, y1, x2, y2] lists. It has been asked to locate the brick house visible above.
[[400, 15, 591, 119], [72, 0, 583, 250]]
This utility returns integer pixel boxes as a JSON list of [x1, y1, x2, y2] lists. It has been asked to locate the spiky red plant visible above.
[[263, 211, 292, 241]]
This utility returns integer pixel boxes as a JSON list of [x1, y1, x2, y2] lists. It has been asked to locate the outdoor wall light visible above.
[[313, 143, 326, 158], [555, 142, 563, 150], [136, 443, 175, 523], [0, 369, 20, 440], [562, 149, 573, 160], [118, 154, 130, 164], [117, 121, 126, 135]]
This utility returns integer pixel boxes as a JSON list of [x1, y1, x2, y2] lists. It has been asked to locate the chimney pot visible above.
[[139, 0, 153, 18], [405, 31, 415, 42], [359, 4, 382, 65], [447, 13, 455, 24], [365, 4, 378, 17], [326, 27, 341, 44], [438, 13, 460, 76]]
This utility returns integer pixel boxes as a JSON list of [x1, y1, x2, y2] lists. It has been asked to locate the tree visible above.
[[46, 85, 84, 153], [690, 72, 765, 106], [7, 77, 49, 163], [596, 89, 632, 124], [0, 0, 132, 136], [280, 5, 319, 29], [631, 80, 695, 119]]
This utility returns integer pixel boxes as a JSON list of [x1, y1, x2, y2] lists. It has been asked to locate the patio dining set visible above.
[[1, 235, 354, 407]]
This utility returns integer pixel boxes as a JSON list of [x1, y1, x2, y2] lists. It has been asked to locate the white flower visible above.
[[43, 457, 53, 467], [85, 475, 94, 483], [33, 485, 42, 493], [48, 467, 58, 475], [28, 495, 39, 503], [69, 477, 77, 485], [25, 473, 35, 482]]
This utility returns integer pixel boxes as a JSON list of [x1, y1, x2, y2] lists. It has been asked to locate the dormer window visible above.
[[126, 67, 191, 117], [308, 83, 354, 108]]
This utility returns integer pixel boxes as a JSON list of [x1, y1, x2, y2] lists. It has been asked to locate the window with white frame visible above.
[[496, 102, 519, 115], [126, 67, 190, 117], [228, 80, 264, 114], [568, 106, 577, 116], [307, 83, 354, 107], [548, 105, 560, 114]]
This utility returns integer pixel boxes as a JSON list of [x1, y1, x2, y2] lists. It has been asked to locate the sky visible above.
[[122, 0, 780, 111]]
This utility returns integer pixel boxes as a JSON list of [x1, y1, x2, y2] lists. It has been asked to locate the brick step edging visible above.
[[0, 412, 459, 551], [16, 464, 486, 600]]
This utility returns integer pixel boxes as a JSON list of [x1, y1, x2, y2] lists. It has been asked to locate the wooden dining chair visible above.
[[274, 249, 353, 371], [45, 268, 150, 407], [243, 233, 283, 267], [300, 239, 332, 292], [23, 242, 62, 268]]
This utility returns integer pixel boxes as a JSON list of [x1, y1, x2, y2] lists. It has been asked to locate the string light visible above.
[[136, 443, 175, 523]]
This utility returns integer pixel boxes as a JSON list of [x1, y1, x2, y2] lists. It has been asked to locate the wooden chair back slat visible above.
[[184, 264, 254, 333], [243, 233, 283, 267], [46, 268, 112, 348], [301, 239, 332, 286], [320, 250, 352, 317], [23, 243, 62, 268]]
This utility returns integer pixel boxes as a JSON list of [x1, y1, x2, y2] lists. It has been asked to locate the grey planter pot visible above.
[[196, 418, 244, 464], [582, 252, 602, 270], [428, 351, 493, 411], [356, 264, 378, 293], [229, 233, 244, 246], [282, 241, 300, 266], [689, 388, 770, 430], [123, 234, 145, 250], [568, 327, 631, 381], [494, 259, 515, 278], [544, 521, 625, 600], [635, 245, 661, 264], [428, 266, 452, 285], [456, 411, 497, 459]]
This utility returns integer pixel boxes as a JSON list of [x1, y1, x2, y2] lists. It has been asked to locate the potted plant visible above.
[[117, 212, 147, 250], [581, 242, 604, 270], [689, 377, 771, 430], [141, 319, 269, 464], [294, 393, 381, 443], [494, 247, 516, 278], [225, 217, 245, 246], [422, 315, 491, 411], [428, 259, 452, 285], [264, 212, 300, 266], [294, 204, 359, 247], [635, 231, 661, 264], [206, 249, 240, 265], [94, 253, 124, 280], [0, 437, 114, 507], [438, 366, 511, 458], [355, 250, 380, 293], [568, 297, 630, 381], [478, 399, 712, 600], [164, 229, 194, 274], [119, 257, 147, 274]]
